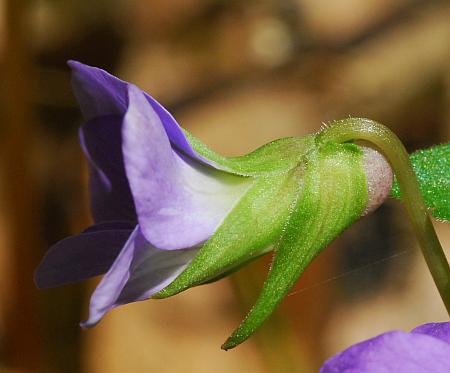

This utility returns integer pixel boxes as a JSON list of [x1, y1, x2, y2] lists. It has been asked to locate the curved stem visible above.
[[317, 118, 450, 316]]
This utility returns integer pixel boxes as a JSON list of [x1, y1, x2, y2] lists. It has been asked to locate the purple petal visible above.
[[68, 60, 211, 165], [81, 226, 198, 327], [34, 227, 133, 288], [80, 115, 136, 222], [412, 322, 450, 345], [121, 85, 251, 249], [320, 329, 450, 373], [69, 60, 127, 119]]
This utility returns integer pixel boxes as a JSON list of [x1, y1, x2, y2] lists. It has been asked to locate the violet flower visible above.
[[320, 322, 450, 373], [35, 61, 448, 349], [35, 61, 253, 327]]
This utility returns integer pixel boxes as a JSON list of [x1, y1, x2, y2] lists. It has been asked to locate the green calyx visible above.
[[156, 133, 368, 349], [158, 118, 450, 349], [156, 132, 317, 300], [184, 129, 316, 176], [222, 142, 367, 349]]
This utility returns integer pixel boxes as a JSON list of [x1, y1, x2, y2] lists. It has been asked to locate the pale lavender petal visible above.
[[121, 85, 251, 250], [68, 60, 211, 165], [80, 115, 136, 222], [412, 322, 450, 345], [34, 228, 133, 289], [320, 330, 450, 373], [81, 226, 198, 327]]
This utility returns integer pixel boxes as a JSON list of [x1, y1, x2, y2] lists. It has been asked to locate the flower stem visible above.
[[317, 118, 450, 316]]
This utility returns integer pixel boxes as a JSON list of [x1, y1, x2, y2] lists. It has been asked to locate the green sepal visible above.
[[222, 142, 368, 350], [184, 129, 315, 176], [391, 143, 450, 221], [154, 168, 304, 299]]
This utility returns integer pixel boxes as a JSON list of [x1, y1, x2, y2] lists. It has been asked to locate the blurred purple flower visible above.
[[320, 322, 450, 373], [35, 61, 250, 326]]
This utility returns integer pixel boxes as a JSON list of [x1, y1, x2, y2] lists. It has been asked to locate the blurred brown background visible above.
[[0, 0, 449, 372]]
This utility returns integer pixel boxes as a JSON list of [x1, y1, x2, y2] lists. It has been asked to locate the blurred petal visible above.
[[80, 115, 136, 222], [34, 228, 133, 288], [320, 329, 450, 373], [68, 60, 211, 165], [412, 322, 450, 344], [82, 226, 198, 327], [122, 85, 251, 249]]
